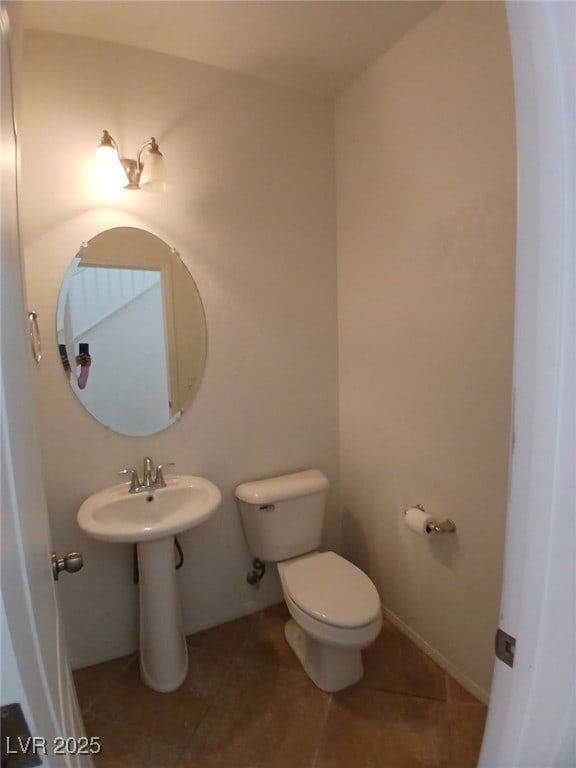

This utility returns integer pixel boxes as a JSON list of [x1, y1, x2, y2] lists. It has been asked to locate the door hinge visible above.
[[495, 627, 516, 667]]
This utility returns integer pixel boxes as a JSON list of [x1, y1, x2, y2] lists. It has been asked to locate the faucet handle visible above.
[[119, 468, 140, 493], [155, 462, 175, 488]]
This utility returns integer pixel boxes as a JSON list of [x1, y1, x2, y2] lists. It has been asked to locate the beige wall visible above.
[[336, 2, 515, 697], [21, 32, 339, 668]]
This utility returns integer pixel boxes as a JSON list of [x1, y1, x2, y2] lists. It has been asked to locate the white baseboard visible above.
[[381, 605, 490, 705]]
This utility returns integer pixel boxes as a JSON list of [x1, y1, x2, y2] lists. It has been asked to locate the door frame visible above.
[[1, 3, 91, 766], [479, 2, 575, 765]]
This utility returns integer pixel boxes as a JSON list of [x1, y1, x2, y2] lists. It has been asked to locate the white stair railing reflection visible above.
[[64, 266, 160, 338]]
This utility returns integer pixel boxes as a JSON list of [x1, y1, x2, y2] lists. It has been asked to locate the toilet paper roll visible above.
[[404, 506, 434, 536]]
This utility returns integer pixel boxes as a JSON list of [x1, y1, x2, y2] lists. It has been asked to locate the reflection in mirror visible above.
[[56, 227, 207, 436]]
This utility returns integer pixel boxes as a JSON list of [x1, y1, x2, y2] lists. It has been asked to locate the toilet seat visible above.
[[279, 551, 381, 628]]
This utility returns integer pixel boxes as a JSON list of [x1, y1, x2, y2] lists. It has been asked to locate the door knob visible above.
[[52, 551, 83, 581]]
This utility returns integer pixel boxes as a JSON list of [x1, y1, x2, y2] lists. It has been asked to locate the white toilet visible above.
[[235, 469, 382, 692]]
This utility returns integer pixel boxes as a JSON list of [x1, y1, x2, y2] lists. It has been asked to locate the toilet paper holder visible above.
[[414, 504, 457, 534]]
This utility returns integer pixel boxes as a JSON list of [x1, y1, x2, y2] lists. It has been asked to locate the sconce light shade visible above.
[[139, 138, 169, 192], [94, 131, 130, 189], [94, 130, 168, 192]]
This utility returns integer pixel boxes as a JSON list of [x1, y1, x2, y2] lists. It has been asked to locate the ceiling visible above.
[[21, 0, 440, 98]]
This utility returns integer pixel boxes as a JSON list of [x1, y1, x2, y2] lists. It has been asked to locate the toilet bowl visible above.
[[235, 469, 382, 692], [277, 551, 382, 691]]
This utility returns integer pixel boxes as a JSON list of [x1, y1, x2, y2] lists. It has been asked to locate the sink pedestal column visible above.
[[137, 537, 188, 692]]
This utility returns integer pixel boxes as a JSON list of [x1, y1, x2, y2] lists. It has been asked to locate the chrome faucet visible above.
[[119, 458, 175, 493], [142, 457, 154, 487]]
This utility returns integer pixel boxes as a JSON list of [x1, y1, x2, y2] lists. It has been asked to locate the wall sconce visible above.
[[94, 130, 168, 191]]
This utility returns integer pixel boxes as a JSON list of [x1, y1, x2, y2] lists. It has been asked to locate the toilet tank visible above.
[[235, 469, 329, 562]]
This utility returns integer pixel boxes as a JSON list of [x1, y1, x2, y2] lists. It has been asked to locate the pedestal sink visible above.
[[77, 475, 221, 692]]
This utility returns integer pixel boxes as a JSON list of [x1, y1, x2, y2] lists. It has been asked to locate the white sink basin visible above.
[[77, 475, 222, 543]]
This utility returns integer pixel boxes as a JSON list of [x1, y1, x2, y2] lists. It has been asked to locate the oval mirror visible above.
[[56, 227, 207, 436]]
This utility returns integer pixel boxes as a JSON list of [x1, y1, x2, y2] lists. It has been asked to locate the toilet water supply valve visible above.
[[246, 558, 266, 585]]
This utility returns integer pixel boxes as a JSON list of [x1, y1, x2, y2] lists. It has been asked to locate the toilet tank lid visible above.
[[235, 469, 329, 505]]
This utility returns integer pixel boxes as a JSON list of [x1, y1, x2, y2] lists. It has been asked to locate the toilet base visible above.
[[284, 618, 364, 692]]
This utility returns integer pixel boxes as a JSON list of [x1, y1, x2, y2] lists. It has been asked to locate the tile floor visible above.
[[74, 604, 487, 768]]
